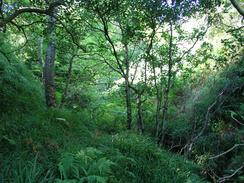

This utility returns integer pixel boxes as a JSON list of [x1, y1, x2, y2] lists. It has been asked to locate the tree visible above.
[[43, 6, 58, 107]]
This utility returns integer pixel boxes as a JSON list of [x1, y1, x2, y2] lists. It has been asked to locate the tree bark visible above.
[[230, 0, 244, 17], [123, 40, 132, 130], [159, 22, 173, 145], [43, 8, 57, 107], [60, 54, 75, 107], [136, 93, 144, 134], [155, 93, 162, 137], [37, 37, 44, 80], [125, 78, 132, 129], [152, 61, 163, 138]]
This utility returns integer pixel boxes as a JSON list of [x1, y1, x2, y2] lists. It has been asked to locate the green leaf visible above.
[[2, 135, 16, 145]]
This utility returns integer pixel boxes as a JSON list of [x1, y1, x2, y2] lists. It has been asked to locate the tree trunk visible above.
[[152, 59, 163, 138], [159, 22, 173, 145], [37, 37, 44, 80], [136, 93, 144, 134], [125, 75, 132, 129], [155, 94, 161, 137], [124, 43, 132, 130], [43, 8, 57, 107], [60, 55, 75, 107]]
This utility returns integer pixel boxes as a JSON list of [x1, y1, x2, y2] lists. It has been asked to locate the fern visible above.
[[57, 147, 115, 182], [59, 153, 75, 179], [80, 175, 107, 183]]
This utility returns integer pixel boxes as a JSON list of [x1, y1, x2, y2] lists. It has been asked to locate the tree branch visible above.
[[182, 84, 229, 154], [98, 13, 125, 77], [0, 1, 64, 28], [178, 25, 210, 62], [230, 0, 244, 17], [93, 52, 123, 76], [218, 165, 244, 183], [209, 144, 244, 160], [227, 25, 244, 33], [7, 20, 28, 53], [56, 18, 86, 52]]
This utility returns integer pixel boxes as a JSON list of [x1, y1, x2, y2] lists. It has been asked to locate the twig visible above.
[[182, 84, 229, 154], [218, 165, 244, 183], [231, 113, 244, 126], [178, 24, 210, 62], [209, 144, 244, 160], [8, 20, 28, 53], [227, 25, 244, 33], [93, 52, 123, 76], [56, 18, 86, 52]]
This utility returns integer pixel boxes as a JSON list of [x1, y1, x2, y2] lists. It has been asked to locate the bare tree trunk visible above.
[[43, 8, 57, 107], [60, 54, 75, 107], [124, 43, 132, 129], [152, 61, 162, 138], [159, 22, 173, 145], [136, 93, 144, 134], [37, 37, 43, 67], [155, 95, 161, 137], [37, 37, 44, 80], [125, 78, 132, 129]]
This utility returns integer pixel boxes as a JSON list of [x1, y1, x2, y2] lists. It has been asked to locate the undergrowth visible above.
[[1, 41, 209, 183]]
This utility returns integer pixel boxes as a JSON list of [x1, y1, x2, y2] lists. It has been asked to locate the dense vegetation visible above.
[[0, 0, 243, 183]]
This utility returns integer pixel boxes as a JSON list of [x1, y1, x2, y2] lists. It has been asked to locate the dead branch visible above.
[[209, 144, 244, 160], [218, 165, 244, 183]]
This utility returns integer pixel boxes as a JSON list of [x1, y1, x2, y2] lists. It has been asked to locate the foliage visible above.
[[0, 35, 44, 114], [57, 147, 114, 183], [1, 1, 243, 182], [0, 152, 56, 183], [106, 133, 207, 183], [165, 57, 244, 182]]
